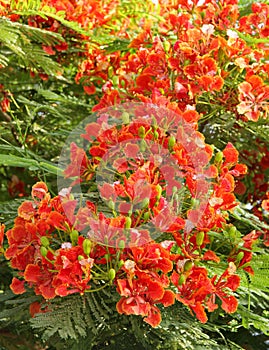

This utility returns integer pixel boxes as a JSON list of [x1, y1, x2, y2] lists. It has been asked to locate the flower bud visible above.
[[121, 112, 129, 124], [118, 240, 125, 249], [236, 251, 244, 262], [196, 231, 205, 246], [143, 211, 150, 221], [40, 246, 48, 257], [138, 126, 146, 139], [108, 268, 116, 280], [229, 226, 237, 239], [168, 136, 176, 151], [108, 66, 114, 78], [183, 260, 193, 272], [112, 75, 119, 86], [141, 197, 149, 209], [83, 239, 92, 256], [140, 139, 147, 152], [163, 40, 171, 53], [107, 200, 115, 211], [156, 184, 162, 199], [118, 259, 125, 268], [78, 255, 84, 261], [215, 151, 223, 164], [125, 217, 132, 229], [178, 274, 185, 285], [40, 236, 50, 248], [70, 230, 79, 244]]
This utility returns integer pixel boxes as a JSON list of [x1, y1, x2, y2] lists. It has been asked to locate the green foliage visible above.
[[27, 290, 245, 350], [0, 17, 63, 75], [0, 0, 269, 349]]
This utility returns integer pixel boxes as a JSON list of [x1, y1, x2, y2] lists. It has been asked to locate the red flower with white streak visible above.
[[116, 272, 174, 327], [237, 75, 269, 121]]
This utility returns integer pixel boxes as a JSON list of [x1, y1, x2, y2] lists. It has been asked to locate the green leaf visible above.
[[0, 154, 62, 175]]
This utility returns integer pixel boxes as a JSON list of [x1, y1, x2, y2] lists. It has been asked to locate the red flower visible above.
[[209, 265, 240, 314], [237, 75, 269, 121], [228, 231, 260, 275], [31, 182, 48, 200], [130, 243, 173, 274], [52, 244, 93, 296], [116, 272, 173, 327], [64, 142, 93, 183], [172, 267, 214, 323]]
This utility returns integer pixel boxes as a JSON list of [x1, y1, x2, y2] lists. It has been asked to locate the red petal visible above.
[[223, 143, 238, 166], [83, 85, 96, 95], [157, 290, 175, 307], [191, 302, 208, 323], [24, 264, 41, 283], [226, 275, 240, 291], [0, 223, 4, 247], [203, 251, 220, 263], [39, 284, 56, 299], [147, 280, 164, 301], [220, 295, 238, 313], [29, 301, 42, 317], [10, 277, 25, 294], [144, 305, 162, 327]]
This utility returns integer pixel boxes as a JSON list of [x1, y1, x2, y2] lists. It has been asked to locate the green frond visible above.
[[0, 17, 62, 75], [10, 0, 92, 36], [30, 286, 116, 342]]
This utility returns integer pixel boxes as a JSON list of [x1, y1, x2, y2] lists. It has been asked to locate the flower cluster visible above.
[[2, 106, 256, 326], [1, 0, 267, 330]]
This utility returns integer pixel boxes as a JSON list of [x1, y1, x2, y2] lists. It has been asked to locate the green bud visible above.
[[40, 246, 48, 257], [108, 66, 114, 78], [156, 184, 162, 199], [121, 112, 129, 124], [83, 239, 92, 255], [138, 126, 146, 139], [168, 136, 176, 151], [118, 259, 125, 268], [78, 255, 84, 261], [229, 226, 237, 239], [143, 211, 150, 221], [236, 251, 244, 262], [107, 200, 115, 211], [70, 230, 79, 244], [112, 75, 119, 86], [108, 268, 116, 281], [196, 231, 205, 246], [153, 130, 159, 139], [178, 274, 185, 285], [104, 253, 110, 261], [140, 139, 147, 152], [183, 260, 193, 272], [141, 197, 150, 209], [40, 236, 50, 248], [118, 240, 125, 249], [163, 40, 171, 53], [125, 217, 132, 229], [215, 151, 223, 164]]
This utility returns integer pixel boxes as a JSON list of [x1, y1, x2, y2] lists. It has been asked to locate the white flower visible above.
[[226, 29, 238, 39], [201, 24, 215, 36], [61, 242, 72, 249]]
